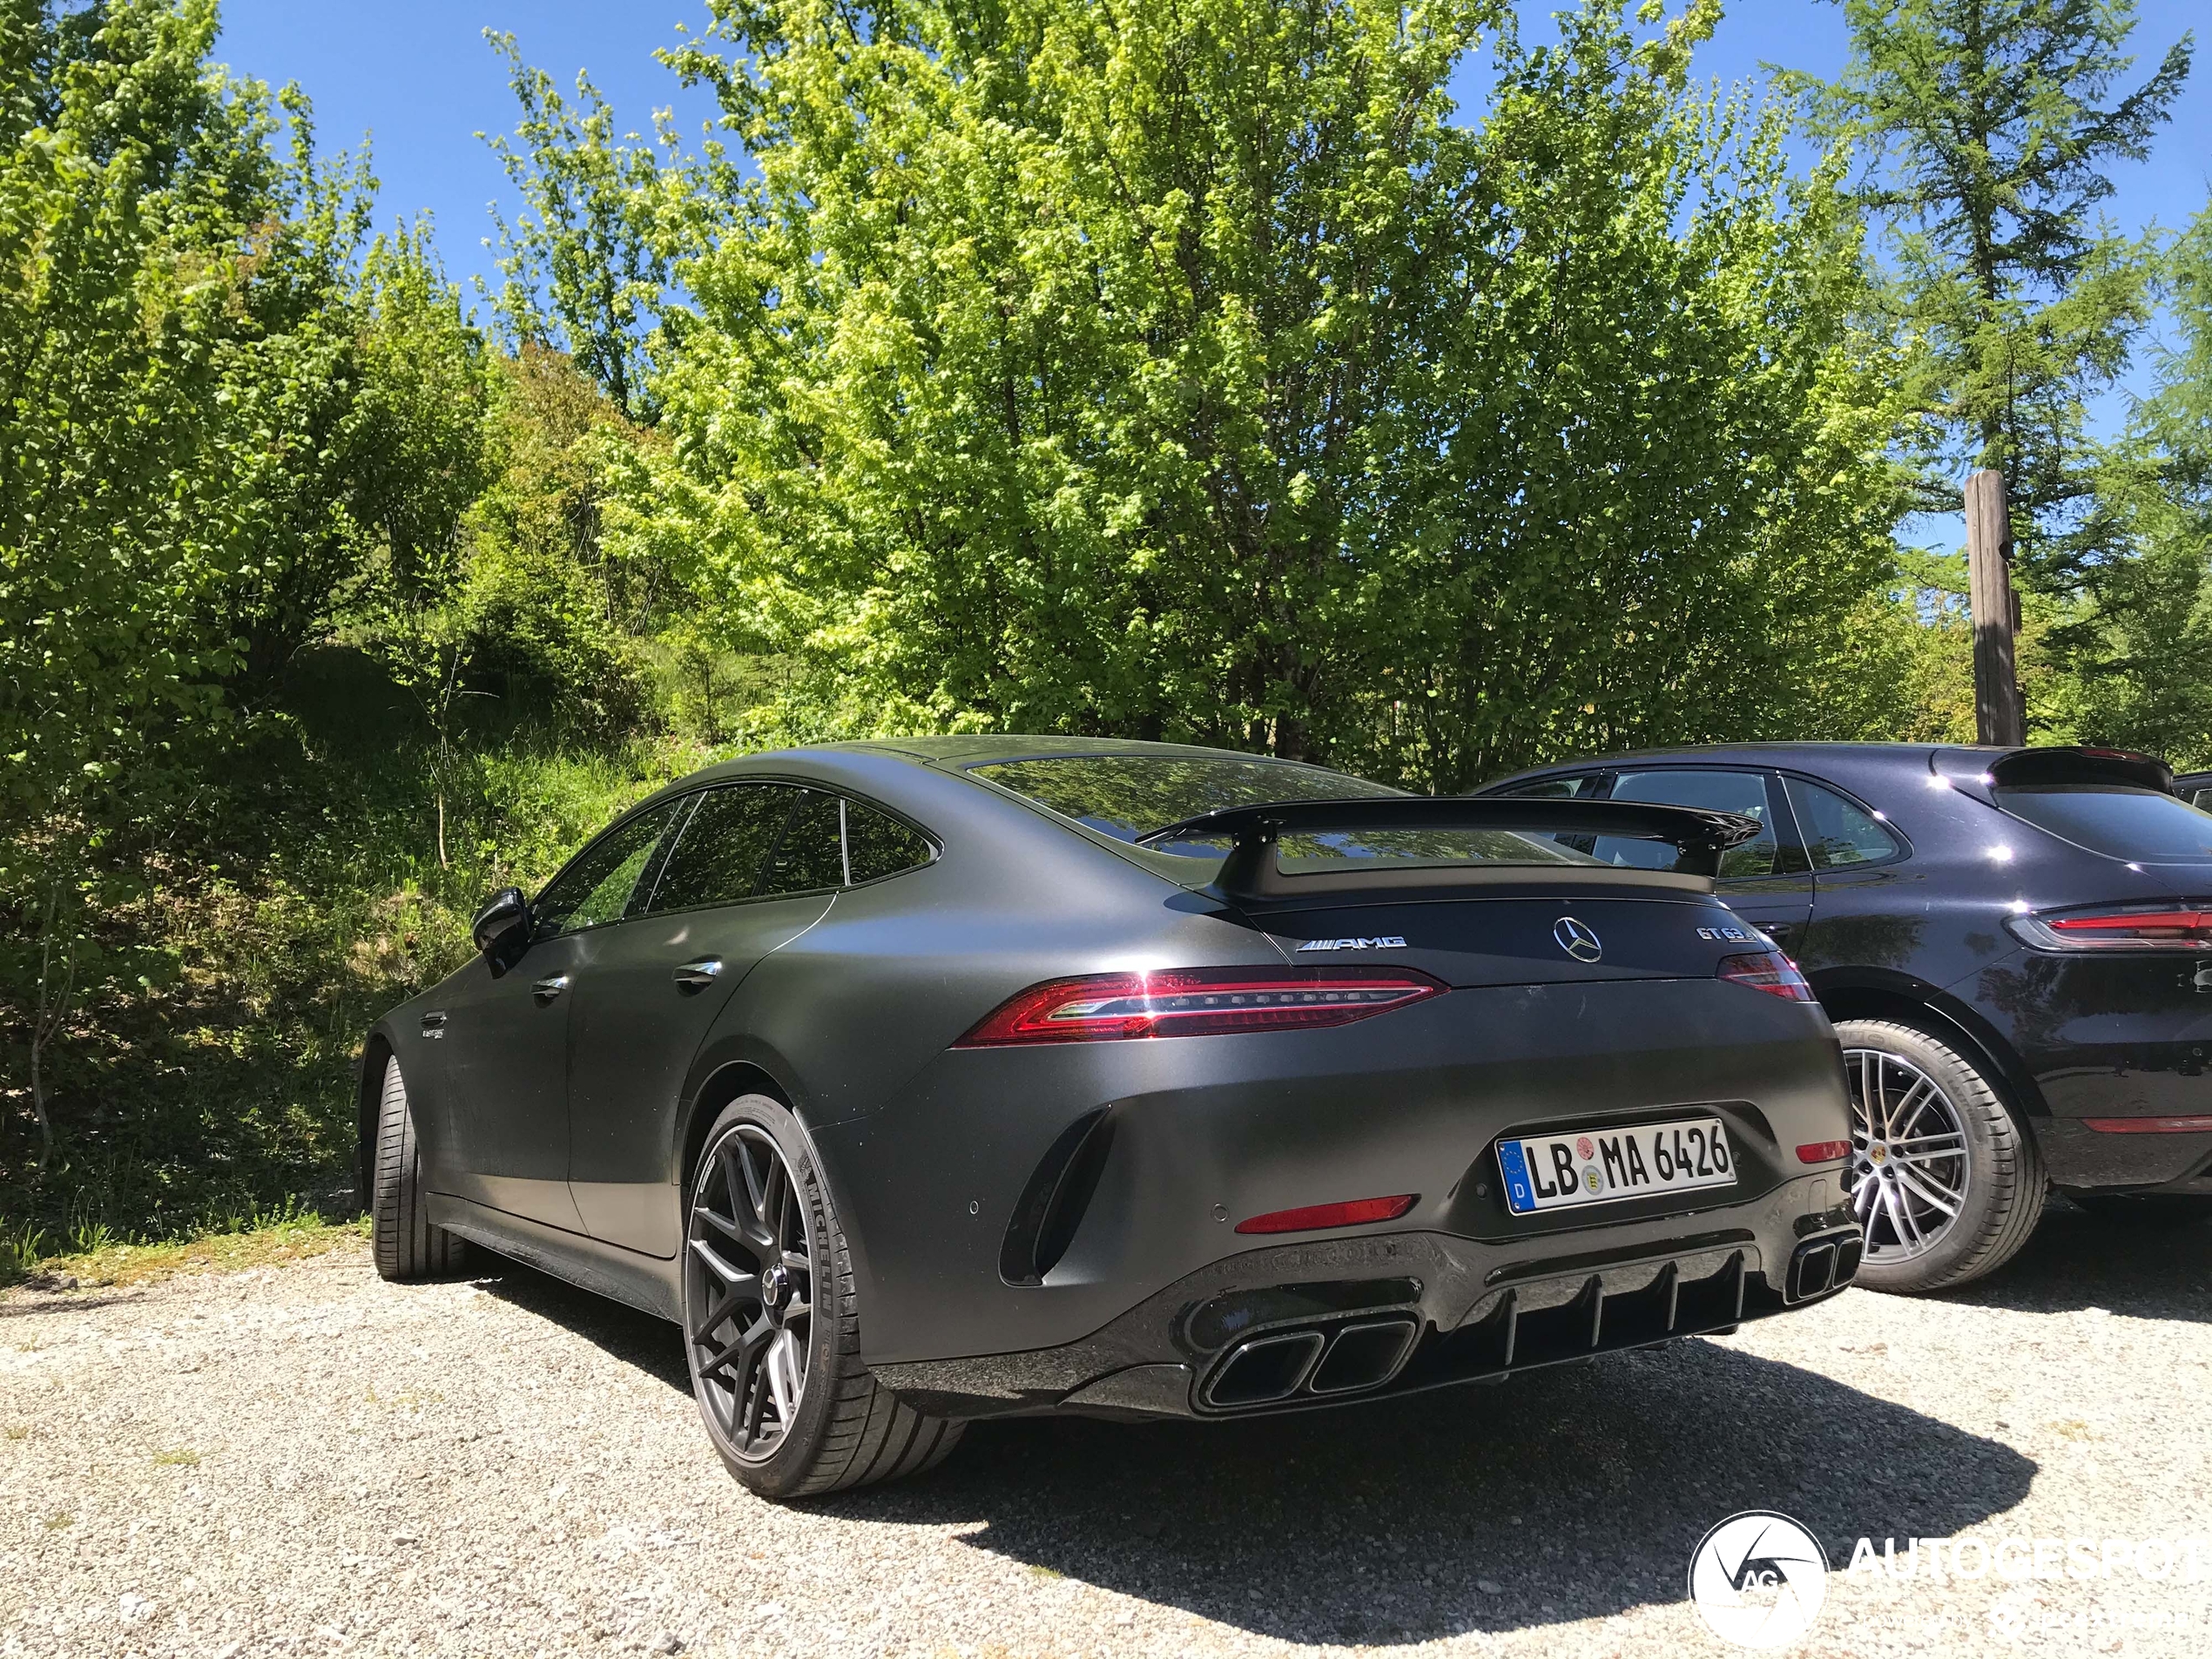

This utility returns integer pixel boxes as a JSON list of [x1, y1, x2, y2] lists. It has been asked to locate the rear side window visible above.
[[1994, 786, 2212, 860], [1784, 777, 1903, 870], [846, 801, 934, 883], [761, 791, 848, 895], [647, 784, 799, 913], [1606, 770, 1781, 879], [1497, 775, 1602, 799], [535, 799, 688, 936], [646, 785, 938, 912]]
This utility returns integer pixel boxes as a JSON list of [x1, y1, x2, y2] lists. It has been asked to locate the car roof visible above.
[[829, 734, 1320, 768], [1494, 741, 1966, 777]]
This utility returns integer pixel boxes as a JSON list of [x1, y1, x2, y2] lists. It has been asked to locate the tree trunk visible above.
[[1966, 468, 2026, 746]]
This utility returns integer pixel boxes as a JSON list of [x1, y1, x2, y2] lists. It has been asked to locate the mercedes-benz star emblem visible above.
[[1554, 916, 1603, 963]]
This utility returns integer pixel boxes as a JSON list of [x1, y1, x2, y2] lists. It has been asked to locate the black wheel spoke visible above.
[[684, 1122, 816, 1464]]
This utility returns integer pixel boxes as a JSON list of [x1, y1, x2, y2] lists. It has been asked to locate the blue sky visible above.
[[217, 0, 2208, 300]]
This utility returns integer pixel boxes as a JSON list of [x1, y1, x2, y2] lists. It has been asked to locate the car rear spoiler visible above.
[[1134, 797, 1765, 899], [1939, 745, 2174, 795]]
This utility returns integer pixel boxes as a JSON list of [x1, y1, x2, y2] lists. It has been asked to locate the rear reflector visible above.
[[954, 966, 1447, 1047], [1235, 1194, 1418, 1235], [1716, 950, 1817, 1003], [2009, 907, 2212, 952], [1795, 1140, 1851, 1163], [2083, 1116, 2212, 1134]]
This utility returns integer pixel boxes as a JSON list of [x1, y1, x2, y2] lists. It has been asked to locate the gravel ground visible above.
[[3, 1197, 2209, 1659]]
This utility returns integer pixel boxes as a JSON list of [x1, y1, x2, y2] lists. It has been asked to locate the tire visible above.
[[682, 1095, 963, 1500], [369, 1055, 468, 1282], [1838, 1019, 2046, 1295]]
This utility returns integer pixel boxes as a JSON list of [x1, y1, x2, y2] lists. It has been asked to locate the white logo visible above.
[[1295, 935, 1407, 952], [1687, 1510, 1829, 1649]]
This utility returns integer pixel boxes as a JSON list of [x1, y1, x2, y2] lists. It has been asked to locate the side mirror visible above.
[[471, 887, 530, 956]]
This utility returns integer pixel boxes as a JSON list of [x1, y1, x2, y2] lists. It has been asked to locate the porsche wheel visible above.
[[682, 1096, 962, 1499], [1839, 1020, 2045, 1294]]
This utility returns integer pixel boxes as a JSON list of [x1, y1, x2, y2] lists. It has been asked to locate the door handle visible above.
[[531, 974, 570, 1001], [673, 958, 724, 991]]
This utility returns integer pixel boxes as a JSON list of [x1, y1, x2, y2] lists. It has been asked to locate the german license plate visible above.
[[1497, 1116, 1735, 1215]]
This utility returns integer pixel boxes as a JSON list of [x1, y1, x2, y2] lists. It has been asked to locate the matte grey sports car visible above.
[[361, 738, 1861, 1498]]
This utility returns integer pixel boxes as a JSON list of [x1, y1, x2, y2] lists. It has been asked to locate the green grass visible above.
[[3, 1208, 370, 1291], [3, 644, 717, 1249]]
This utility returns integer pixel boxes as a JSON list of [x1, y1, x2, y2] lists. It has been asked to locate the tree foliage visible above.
[[1800, 0, 2192, 585], [480, 30, 674, 424], [2060, 198, 2212, 762], [625, 0, 1905, 786]]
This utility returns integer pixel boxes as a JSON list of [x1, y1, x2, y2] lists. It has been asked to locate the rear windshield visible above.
[[968, 754, 1605, 869], [1993, 785, 2212, 860]]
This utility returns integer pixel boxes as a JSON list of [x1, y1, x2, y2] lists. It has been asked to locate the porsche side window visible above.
[[1784, 776, 1903, 870], [760, 790, 847, 896], [534, 799, 687, 937], [1498, 775, 1601, 799], [845, 801, 934, 883], [1605, 770, 1780, 879], [644, 784, 800, 914]]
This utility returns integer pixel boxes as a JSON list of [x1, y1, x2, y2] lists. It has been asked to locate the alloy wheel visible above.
[[685, 1125, 814, 1460], [1844, 1047, 1972, 1264]]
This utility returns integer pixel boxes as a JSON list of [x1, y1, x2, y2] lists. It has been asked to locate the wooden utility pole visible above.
[[1965, 468, 2025, 747]]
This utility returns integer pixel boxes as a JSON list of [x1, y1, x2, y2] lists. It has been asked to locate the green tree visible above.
[[2, 0, 263, 1172], [2, 0, 491, 1187], [481, 30, 674, 423], [2062, 199, 2212, 762], [1800, 0, 2192, 587], [623, 0, 1904, 783]]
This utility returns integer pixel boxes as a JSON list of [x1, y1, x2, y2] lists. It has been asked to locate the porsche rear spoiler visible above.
[[1936, 745, 2174, 798], [1134, 797, 1764, 900]]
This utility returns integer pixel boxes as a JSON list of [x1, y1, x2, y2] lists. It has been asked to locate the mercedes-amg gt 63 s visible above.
[[361, 739, 1860, 1498]]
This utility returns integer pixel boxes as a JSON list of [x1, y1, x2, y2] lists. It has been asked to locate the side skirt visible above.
[[428, 1193, 682, 1323]]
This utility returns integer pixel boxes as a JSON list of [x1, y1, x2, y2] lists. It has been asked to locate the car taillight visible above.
[[1716, 949, 1817, 1003], [1795, 1140, 1851, 1163], [2007, 906, 2212, 951], [954, 967, 1446, 1046]]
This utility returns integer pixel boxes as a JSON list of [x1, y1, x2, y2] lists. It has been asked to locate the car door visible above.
[[1777, 772, 1917, 971], [1600, 768, 1814, 953], [563, 783, 847, 1256], [430, 795, 688, 1230]]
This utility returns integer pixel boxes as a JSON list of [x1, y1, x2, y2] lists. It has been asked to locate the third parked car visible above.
[[1482, 744, 2212, 1292]]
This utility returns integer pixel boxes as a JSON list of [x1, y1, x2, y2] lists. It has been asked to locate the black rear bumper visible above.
[[873, 1179, 1860, 1422]]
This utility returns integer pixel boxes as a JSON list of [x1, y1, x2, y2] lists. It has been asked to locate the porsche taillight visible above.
[[953, 967, 1447, 1047], [2007, 905, 2212, 952]]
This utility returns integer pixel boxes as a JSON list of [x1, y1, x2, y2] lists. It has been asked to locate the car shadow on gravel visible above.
[[469, 1262, 691, 1392], [815, 1340, 2033, 1647], [462, 1261, 2033, 1647], [1933, 1194, 2212, 1323]]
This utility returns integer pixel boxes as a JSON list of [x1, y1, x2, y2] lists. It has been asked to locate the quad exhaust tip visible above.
[[1202, 1316, 1420, 1410], [1790, 1231, 1863, 1301]]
